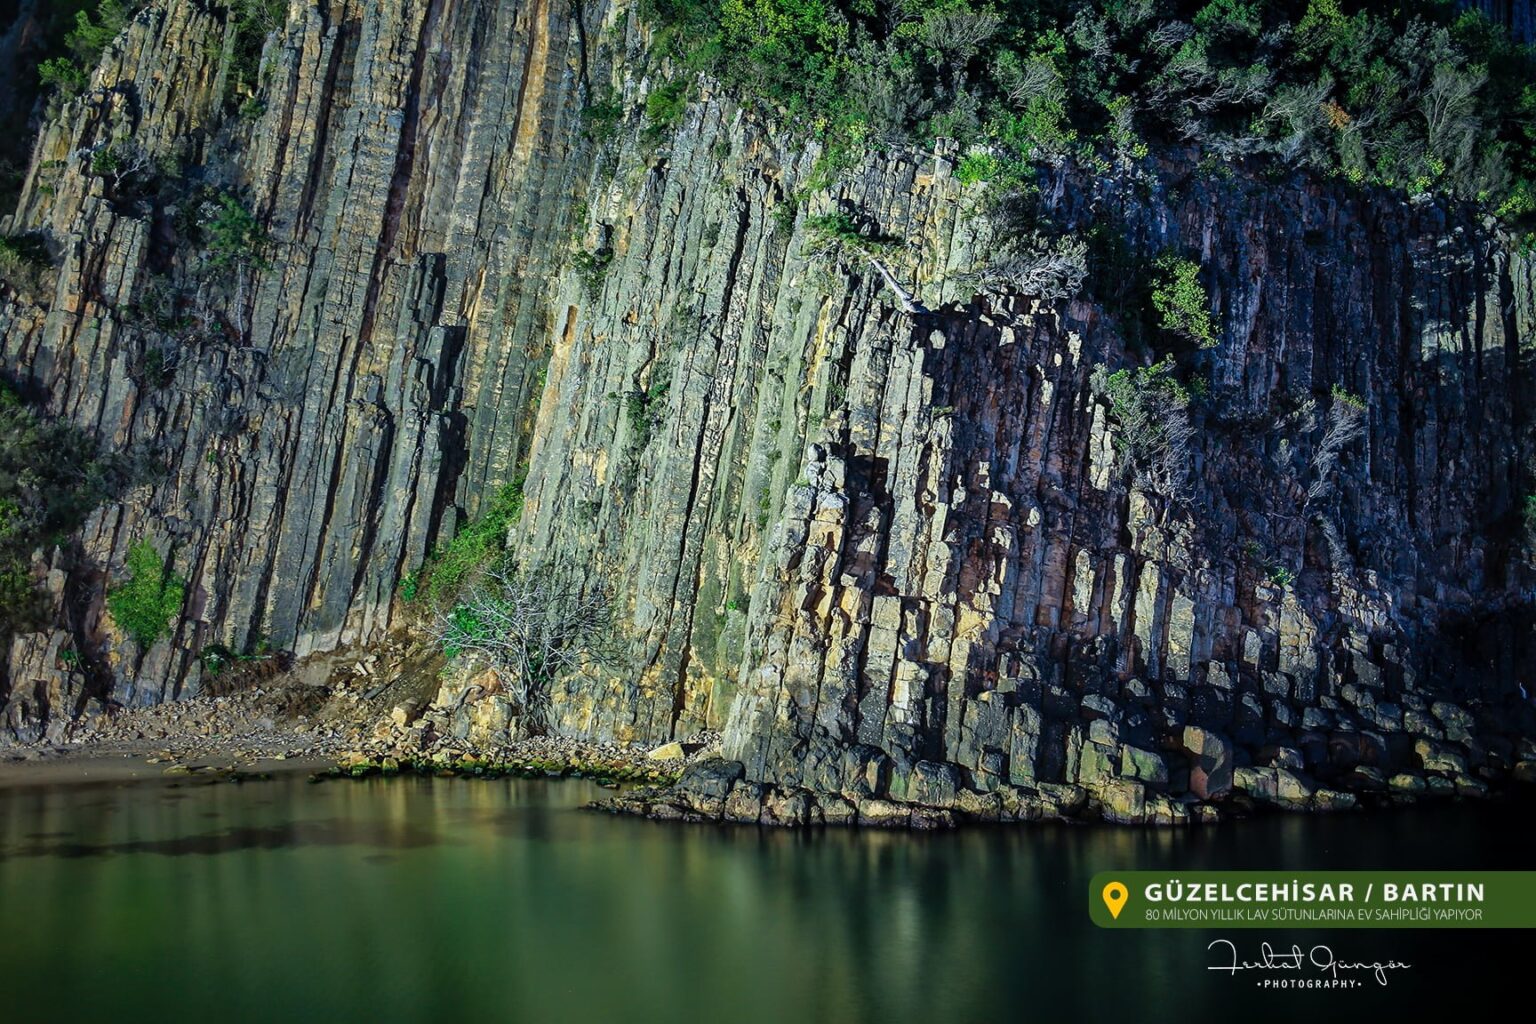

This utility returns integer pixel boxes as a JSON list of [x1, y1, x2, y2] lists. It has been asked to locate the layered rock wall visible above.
[[1, 1, 1533, 823], [1, 0, 601, 730]]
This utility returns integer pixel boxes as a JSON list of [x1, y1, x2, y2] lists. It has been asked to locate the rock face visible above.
[[1, 0, 592, 714], [1, 1, 1533, 822]]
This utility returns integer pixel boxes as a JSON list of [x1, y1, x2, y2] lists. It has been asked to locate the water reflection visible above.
[[0, 775, 1527, 1023]]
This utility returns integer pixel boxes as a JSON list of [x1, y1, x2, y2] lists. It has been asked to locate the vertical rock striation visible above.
[[1, 0, 602, 732], [0, 1, 1532, 822]]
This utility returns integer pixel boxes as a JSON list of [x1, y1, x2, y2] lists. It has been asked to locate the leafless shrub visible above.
[[430, 563, 614, 732], [1264, 76, 1334, 167], [918, 6, 1002, 71], [982, 232, 1088, 302], [996, 52, 1062, 110], [1092, 359, 1196, 500], [1421, 60, 1487, 189], [1306, 390, 1366, 506]]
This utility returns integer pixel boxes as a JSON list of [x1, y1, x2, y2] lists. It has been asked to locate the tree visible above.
[[982, 231, 1087, 302], [431, 564, 614, 732]]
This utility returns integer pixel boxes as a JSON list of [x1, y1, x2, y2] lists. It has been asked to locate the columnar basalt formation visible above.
[[1, 1, 1532, 823], [1, 0, 599, 730]]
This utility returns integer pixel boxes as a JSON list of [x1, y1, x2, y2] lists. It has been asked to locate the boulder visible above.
[[1182, 726, 1234, 799], [1414, 738, 1469, 775], [674, 757, 744, 802], [1119, 745, 1169, 788]]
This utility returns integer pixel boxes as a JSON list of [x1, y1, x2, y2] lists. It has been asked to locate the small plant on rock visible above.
[[1151, 254, 1218, 348], [643, 81, 689, 141], [418, 473, 528, 606], [106, 540, 185, 647], [202, 192, 269, 270], [956, 149, 1001, 186]]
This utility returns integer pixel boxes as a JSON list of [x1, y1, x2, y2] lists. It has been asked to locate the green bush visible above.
[[441, 603, 495, 660], [67, 0, 131, 59], [203, 192, 269, 269], [36, 1, 138, 97], [106, 540, 185, 647], [0, 234, 52, 299], [1151, 255, 1218, 348], [643, 81, 690, 140], [1330, 383, 1366, 411], [955, 150, 1000, 186], [419, 474, 528, 606], [38, 58, 89, 97], [805, 210, 897, 259]]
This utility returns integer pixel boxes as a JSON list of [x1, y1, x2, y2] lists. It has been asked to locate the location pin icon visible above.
[[1102, 881, 1128, 920]]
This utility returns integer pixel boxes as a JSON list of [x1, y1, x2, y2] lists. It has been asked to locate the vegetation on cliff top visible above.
[[640, 0, 1536, 222]]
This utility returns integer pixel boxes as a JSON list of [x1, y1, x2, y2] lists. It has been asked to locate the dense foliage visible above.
[[106, 539, 185, 647], [641, 0, 1536, 219]]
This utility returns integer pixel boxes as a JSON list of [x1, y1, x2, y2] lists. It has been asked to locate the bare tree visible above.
[[1421, 60, 1486, 188], [1306, 392, 1366, 507], [1264, 76, 1334, 167], [996, 52, 1062, 110], [431, 564, 614, 732], [917, 5, 1002, 82], [1092, 360, 1197, 501], [982, 232, 1088, 302]]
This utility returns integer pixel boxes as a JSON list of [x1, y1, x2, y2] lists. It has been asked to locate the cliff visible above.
[[1, 0, 1533, 824]]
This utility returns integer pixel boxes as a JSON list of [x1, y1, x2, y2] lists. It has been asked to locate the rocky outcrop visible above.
[[1, 0, 1533, 823]]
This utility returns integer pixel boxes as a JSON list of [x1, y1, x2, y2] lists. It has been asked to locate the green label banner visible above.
[[1089, 871, 1536, 928]]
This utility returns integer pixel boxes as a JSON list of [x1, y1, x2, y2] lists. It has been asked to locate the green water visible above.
[[0, 774, 1525, 1022]]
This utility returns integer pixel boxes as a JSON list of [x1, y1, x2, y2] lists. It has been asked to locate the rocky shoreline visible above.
[[5, 636, 1532, 829], [0, 644, 706, 792], [591, 751, 1536, 830]]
